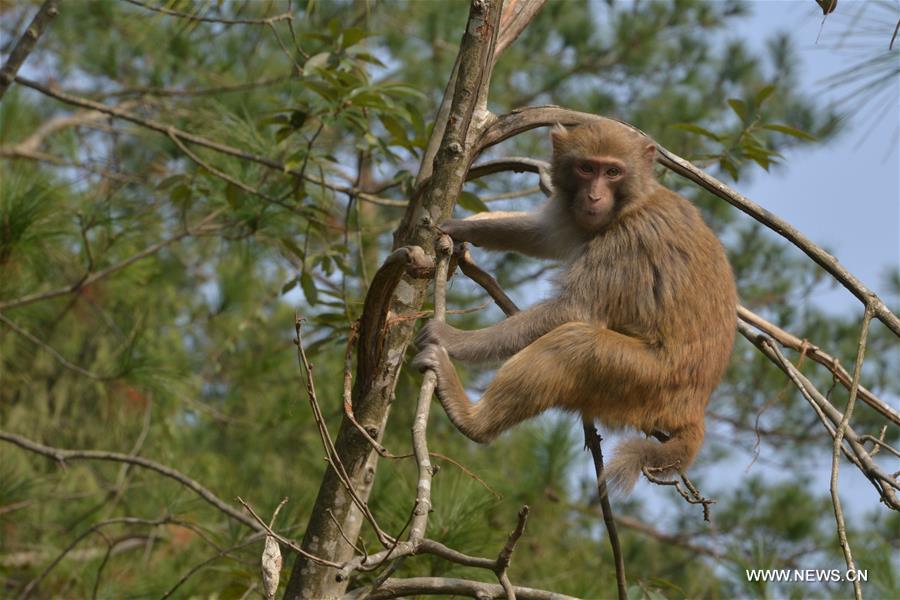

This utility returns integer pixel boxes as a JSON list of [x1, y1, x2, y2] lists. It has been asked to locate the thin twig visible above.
[[830, 302, 874, 600], [124, 0, 292, 25], [455, 243, 521, 317], [161, 534, 265, 599], [738, 306, 897, 425], [236, 497, 341, 568], [409, 235, 453, 543], [642, 468, 716, 521], [583, 422, 627, 600], [0, 312, 104, 379], [0, 431, 265, 533], [738, 323, 900, 510], [13, 76, 404, 207], [294, 318, 392, 546], [0, 208, 223, 311], [495, 506, 529, 600]]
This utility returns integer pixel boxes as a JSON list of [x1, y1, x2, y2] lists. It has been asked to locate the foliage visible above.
[[0, 1, 895, 598]]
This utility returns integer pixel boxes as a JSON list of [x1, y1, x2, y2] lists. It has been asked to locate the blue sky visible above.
[[742, 1, 899, 315]]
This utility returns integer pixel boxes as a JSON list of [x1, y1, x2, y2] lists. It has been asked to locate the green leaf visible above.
[[457, 191, 489, 214], [314, 312, 349, 325], [157, 174, 186, 190], [303, 52, 330, 76], [300, 271, 318, 306], [170, 184, 192, 207], [290, 110, 308, 129], [281, 276, 299, 294], [281, 237, 305, 261], [755, 84, 776, 105], [225, 182, 242, 208], [340, 27, 368, 49], [727, 98, 748, 120], [305, 80, 339, 102], [275, 127, 295, 144], [760, 123, 817, 141], [257, 114, 289, 127], [379, 83, 426, 99], [671, 123, 721, 141], [351, 51, 386, 67], [379, 114, 410, 148], [719, 156, 739, 181]]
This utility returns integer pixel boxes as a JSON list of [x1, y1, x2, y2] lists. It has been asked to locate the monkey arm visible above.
[[441, 210, 574, 259], [416, 300, 574, 363]]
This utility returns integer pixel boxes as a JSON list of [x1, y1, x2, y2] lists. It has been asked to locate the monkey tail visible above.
[[604, 424, 704, 494]]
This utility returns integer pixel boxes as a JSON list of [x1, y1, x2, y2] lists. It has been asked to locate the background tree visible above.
[[0, 1, 896, 599]]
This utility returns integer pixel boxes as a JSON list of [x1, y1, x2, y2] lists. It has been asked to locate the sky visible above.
[[741, 0, 899, 316], [620, 0, 900, 526]]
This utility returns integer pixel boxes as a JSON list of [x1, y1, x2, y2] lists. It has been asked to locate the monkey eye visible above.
[[576, 162, 597, 176], [606, 167, 622, 178]]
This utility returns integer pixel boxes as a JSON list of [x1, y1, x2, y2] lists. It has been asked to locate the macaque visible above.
[[412, 120, 737, 491]]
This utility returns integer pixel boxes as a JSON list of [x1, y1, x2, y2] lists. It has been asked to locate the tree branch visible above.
[[346, 576, 580, 600], [0, 431, 259, 532], [285, 2, 513, 596], [738, 323, 900, 510], [11, 76, 403, 207], [583, 422, 627, 600], [0, 0, 60, 101], [829, 303, 873, 600], [409, 236, 453, 543], [738, 306, 898, 426], [0, 208, 223, 311], [123, 0, 292, 25]]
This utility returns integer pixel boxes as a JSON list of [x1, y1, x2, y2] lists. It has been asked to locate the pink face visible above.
[[572, 156, 627, 231]]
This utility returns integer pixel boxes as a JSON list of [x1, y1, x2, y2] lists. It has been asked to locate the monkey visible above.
[[412, 120, 737, 491]]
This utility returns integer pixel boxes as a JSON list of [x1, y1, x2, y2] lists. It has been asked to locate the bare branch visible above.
[[641, 468, 716, 521], [583, 422, 627, 600], [493, 0, 549, 61], [468, 157, 553, 196], [410, 236, 453, 543], [1, 108, 128, 155], [0, 208, 222, 311], [346, 576, 580, 600], [12, 76, 403, 207], [20, 516, 207, 599], [738, 323, 900, 510], [495, 506, 530, 600], [123, 0, 293, 25], [613, 513, 725, 560], [294, 319, 393, 547], [0, 312, 104, 379], [830, 303, 874, 600], [454, 243, 521, 316], [738, 306, 898, 426], [161, 534, 266, 600], [0, 430, 262, 532], [0, 0, 60, 101]]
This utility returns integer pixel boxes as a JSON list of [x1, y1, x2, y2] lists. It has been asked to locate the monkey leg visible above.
[[415, 322, 663, 444]]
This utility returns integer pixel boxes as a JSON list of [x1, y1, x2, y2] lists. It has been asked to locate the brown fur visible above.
[[413, 120, 737, 492]]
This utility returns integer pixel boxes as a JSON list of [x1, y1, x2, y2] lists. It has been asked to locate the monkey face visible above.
[[570, 157, 627, 231]]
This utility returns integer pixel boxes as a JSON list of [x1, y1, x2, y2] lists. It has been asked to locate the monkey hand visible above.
[[411, 343, 448, 375], [415, 320, 465, 356]]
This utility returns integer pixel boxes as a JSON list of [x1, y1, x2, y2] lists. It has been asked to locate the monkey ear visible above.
[[643, 143, 657, 166], [550, 123, 569, 150]]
